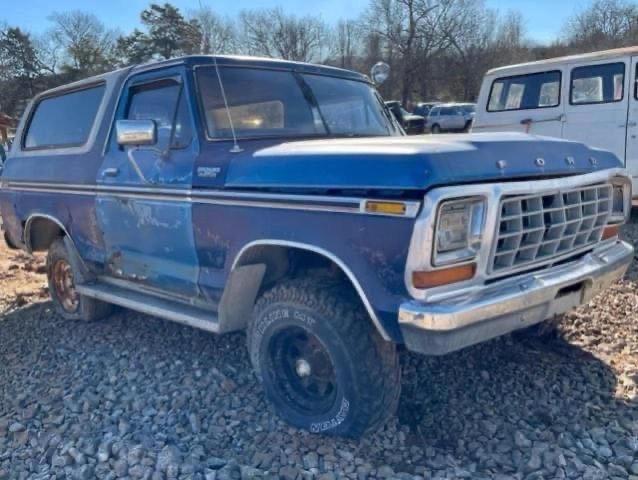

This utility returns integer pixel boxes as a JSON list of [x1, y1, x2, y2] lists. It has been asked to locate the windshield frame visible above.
[[193, 64, 400, 143]]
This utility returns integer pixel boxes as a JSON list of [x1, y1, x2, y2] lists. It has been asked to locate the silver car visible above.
[[427, 103, 475, 133]]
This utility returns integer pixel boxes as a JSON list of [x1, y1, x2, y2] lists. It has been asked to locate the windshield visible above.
[[197, 66, 398, 140]]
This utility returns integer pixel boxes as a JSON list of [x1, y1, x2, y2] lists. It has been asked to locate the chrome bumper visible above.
[[399, 240, 634, 355]]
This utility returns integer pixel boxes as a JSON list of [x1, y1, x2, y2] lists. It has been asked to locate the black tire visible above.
[[463, 120, 472, 132], [247, 279, 401, 438], [431, 124, 441, 134], [46, 238, 112, 321]]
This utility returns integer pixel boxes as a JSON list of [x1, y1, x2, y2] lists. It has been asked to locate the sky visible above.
[[1, 0, 586, 44]]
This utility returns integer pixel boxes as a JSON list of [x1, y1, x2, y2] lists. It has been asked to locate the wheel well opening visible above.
[[224, 244, 384, 336], [26, 217, 65, 252], [235, 245, 350, 291]]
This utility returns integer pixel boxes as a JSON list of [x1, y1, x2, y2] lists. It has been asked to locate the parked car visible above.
[[473, 46, 638, 197], [0, 55, 633, 438], [427, 103, 475, 133], [413, 101, 441, 117], [385, 100, 426, 134]]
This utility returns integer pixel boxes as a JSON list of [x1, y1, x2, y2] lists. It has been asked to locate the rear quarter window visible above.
[[23, 84, 105, 150], [487, 70, 561, 112]]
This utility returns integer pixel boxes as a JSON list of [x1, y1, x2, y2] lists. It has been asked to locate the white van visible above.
[[473, 47, 638, 196]]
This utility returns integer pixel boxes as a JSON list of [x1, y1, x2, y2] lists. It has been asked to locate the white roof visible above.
[[487, 46, 638, 76]]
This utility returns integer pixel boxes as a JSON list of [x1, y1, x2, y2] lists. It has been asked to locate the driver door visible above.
[[96, 67, 200, 298]]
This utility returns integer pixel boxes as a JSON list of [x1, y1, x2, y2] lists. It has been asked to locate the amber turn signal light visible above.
[[364, 201, 406, 215], [412, 263, 476, 289], [602, 224, 620, 240]]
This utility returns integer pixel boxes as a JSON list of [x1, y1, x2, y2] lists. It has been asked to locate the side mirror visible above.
[[370, 62, 390, 85], [116, 119, 157, 146]]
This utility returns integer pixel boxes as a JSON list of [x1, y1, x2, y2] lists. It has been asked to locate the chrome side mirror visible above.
[[370, 62, 390, 85], [116, 119, 157, 146]]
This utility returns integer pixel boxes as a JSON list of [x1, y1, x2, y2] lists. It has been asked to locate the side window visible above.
[[126, 80, 192, 148], [488, 71, 561, 112], [24, 84, 105, 149], [570, 62, 625, 105]]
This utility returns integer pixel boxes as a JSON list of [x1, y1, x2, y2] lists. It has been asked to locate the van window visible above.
[[570, 62, 625, 105], [487, 71, 561, 112], [24, 84, 105, 149]]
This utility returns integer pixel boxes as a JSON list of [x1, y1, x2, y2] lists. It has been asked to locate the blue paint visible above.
[[96, 65, 201, 297], [0, 55, 623, 343]]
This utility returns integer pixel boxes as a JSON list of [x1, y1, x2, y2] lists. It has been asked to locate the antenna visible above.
[[213, 56, 242, 153]]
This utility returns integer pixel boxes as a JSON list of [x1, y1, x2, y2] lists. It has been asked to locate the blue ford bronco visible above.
[[0, 55, 634, 437]]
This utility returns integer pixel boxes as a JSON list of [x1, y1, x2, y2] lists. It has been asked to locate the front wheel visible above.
[[247, 280, 401, 437], [431, 124, 441, 134]]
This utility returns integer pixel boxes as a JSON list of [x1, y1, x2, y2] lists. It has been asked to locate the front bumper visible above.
[[399, 240, 633, 355]]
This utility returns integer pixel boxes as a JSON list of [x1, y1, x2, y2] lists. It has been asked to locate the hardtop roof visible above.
[[487, 46, 638, 76], [34, 55, 370, 100]]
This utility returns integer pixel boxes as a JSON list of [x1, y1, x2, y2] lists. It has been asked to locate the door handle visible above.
[[102, 167, 120, 177]]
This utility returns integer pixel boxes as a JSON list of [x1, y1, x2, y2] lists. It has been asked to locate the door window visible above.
[[570, 62, 625, 105], [126, 79, 192, 148], [488, 70, 561, 111]]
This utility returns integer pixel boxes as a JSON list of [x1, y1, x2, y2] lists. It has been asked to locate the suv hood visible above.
[[226, 132, 622, 192]]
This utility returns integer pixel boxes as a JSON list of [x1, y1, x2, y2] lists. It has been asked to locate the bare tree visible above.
[[190, 6, 237, 54], [239, 8, 327, 62], [364, 0, 467, 105], [565, 0, 638, 50], [332, 19, 360, 69], [48, 11, 117, 74]]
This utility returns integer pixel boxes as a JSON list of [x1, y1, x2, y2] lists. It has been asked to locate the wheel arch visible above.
[[221, 240, 391, 340], [24, 214, 68, 253]]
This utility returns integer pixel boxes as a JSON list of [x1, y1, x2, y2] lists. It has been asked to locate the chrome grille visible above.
[[490, 183, 612, 275]]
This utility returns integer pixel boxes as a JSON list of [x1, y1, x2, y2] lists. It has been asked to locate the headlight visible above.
[[609, 179, 631, 224], [433, 197, 486, 266]]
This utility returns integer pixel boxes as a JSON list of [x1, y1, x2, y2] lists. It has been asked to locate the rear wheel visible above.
[[247, 279, 401, 437], [46, 238, 112, 321]]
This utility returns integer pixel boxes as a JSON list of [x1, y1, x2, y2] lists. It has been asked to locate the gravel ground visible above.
[[0, 219, 637, 480]]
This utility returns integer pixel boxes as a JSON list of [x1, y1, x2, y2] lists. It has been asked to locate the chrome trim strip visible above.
[[405, 168, 631, 302], [232, 239, 391, 341], [5, 181, 420, 218]]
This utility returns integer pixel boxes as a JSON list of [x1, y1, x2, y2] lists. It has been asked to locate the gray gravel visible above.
[[0, 218, 636, 479]]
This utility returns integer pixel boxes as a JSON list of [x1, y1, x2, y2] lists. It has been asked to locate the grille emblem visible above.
[[589, 157, 598, 166], [565, 156, 575, 166], [535, 157, 545, 167], [496, 160, 507, 169]]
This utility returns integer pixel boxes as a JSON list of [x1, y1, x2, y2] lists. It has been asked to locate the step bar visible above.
[[77, 282, 220, 333]]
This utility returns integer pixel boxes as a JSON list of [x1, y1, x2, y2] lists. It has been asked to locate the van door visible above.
[[563, 60, 629, 164], [96, 67, 200, 298], [625, 57, 638, 194], [473, 70, 564, 137]]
